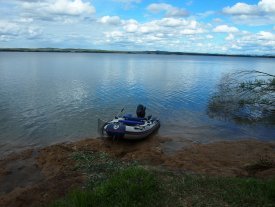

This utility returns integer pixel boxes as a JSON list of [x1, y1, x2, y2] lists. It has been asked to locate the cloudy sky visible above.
[[0, 0, 275, 55]]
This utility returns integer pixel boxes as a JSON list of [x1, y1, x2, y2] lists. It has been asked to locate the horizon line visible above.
[[0, 47, 274, 58]]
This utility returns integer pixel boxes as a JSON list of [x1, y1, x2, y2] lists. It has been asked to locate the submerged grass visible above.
[[245, 155, 274, 176], [72, 150, 137, 188], [50, 150, 275, 207]]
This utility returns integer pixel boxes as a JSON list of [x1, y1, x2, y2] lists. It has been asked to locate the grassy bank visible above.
[[49, 150, 275, 207]]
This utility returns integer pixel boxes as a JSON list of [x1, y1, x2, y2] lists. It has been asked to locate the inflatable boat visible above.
[[101, 105, 160, 140]]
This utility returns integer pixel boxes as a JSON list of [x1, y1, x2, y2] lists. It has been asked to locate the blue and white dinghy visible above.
[[99, 105, 160, 140]]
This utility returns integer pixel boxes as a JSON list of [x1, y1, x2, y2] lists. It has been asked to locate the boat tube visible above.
[[101, 105, 160, 140]]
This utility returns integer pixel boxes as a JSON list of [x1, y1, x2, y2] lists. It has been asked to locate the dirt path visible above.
[[0, 136, 274, 207]]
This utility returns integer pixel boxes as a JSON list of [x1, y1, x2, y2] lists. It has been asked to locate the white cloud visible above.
[[157, 18, 183, 27], [17, 17, 34, 23], [231, 44, 242, 49], [196, 11, 215, 19], [139, 23, 160, 34], [112, 0, 142, 9], [222, 0, 275, 25], [232, 15, 273, 26], [213, 18, 223, 23], [155, 18, 201, 30], [105, 31, 124, 39], [225, 33, 235, 40], [20, 0, 95, 21], [147, 3, 188, 17], [102, 17, 210, 52], [103, 17, 207, 37], [258, 0, 275, 13], [0, 19, 43, 40], [225, 30, 275, 54], [91, 21, 275, 54], [180, 28, 204, 35], [0, 35, 10, 42], [99, 16, 121, 25], [47, 0, 95, 16], [0, 21, 21, 36], [26, 27, 43, 39], [123, 19, 139, 32], [140, 18, 205, 35], [257, 31, 275, 40], [213, 25, 239, 33], [223, 3, 258, 15]]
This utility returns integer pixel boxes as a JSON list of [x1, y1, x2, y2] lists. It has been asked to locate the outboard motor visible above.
[[136, 104, 146, 118]]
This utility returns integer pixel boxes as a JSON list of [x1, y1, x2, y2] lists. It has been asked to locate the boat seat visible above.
[[119, 119, 144, 126], [123, 114, 146, 121]]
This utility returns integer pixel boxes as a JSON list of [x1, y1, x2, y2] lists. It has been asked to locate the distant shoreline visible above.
[[0, 48, 274, 58]]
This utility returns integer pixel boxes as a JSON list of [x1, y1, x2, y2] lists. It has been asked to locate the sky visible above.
[[0, 0, 274, 55]]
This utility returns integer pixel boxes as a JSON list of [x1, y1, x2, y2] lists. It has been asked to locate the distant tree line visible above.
[[0, 48, 274, 58]]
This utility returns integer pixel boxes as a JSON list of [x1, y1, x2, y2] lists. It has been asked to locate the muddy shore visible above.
[[0, 136, 275, 207]]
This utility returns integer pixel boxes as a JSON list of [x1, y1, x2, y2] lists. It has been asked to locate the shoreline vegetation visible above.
[[208, 70, 275, 124], [0, 136, 274, 207], [0, 48, 274, 58]]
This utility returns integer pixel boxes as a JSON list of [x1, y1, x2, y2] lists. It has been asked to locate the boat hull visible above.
[[104, 119, 160, 140], [123, 120, 160, 140]]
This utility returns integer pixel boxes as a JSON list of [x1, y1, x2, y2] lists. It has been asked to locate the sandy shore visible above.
[[0, 136, 275, 207]]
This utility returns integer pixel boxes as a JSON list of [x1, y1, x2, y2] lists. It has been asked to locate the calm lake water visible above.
[[0, 52, 274, 155]]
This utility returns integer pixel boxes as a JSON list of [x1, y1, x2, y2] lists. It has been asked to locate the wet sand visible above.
[[0, 136, 275, 207]]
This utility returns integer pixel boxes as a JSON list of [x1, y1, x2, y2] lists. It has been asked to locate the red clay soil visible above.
[[0, 136, 274, 207]]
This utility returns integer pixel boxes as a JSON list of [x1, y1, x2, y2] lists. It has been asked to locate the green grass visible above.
[[50, 166, 163, 207], [50, 150, 275, 207], [92, 166, 162, 207], [169, 174, 275, 207]]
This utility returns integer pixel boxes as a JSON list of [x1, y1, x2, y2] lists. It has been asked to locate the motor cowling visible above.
[[136, 104, 146, 118]]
